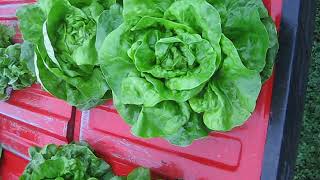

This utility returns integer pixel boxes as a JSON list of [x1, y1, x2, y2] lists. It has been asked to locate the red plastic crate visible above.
[[0, 0, 283, 179], [74, 79, 276, 180], [0, 85, 74, 159], [0, 150, 28, 179], [73, 1, 283, 180]]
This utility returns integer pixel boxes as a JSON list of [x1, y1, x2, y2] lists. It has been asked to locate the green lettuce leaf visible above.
[[20, 142, 114, 180], [189, 35, 261, 130], [0, 42, 36, 101], [20, 142, 151, 180], [210, 0, 279, 81], [0, 144, 2, 159], [0, 23, 14, 48], [17, 0, 122, 109], [261, 17, 279, 82], [126, 167, 151, 180]]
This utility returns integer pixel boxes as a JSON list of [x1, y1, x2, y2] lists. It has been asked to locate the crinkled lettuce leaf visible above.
[[210, 0, 279, 81], [0, 24, 14, 48], [189, 35, 261, 130], [0, 42, 36, 101], [99, 0, 278, 146], [261, 17, 279, 82], [17, 0, 123, 109], [20, 142, 151, 180]]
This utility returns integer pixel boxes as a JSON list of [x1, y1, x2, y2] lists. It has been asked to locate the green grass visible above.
[[294, 1, 320, 179]]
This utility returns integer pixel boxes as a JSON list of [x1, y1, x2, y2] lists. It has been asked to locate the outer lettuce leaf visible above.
[[189, 35, 261, 130], [261, 17, 279, 82], [20, 143, 151, 180], [126, 167, 151, 180], [96, 4, 123, 50], [209, 0, 279, 81], [214, 0, 269, 72], [109, 167, 151, 180], [17, 0, 122, 109], [0, 144, 2, 159]]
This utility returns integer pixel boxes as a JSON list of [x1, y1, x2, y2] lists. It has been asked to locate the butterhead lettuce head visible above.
[[99, 0, 278, 146], [17, 0, 123, 109]]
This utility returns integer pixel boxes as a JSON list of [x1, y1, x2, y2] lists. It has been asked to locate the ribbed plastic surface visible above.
[[0, 150, 28, 179], [0, 84, 73, 158], [0, 0, 283, 179]]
